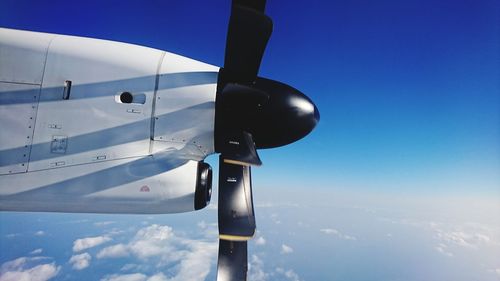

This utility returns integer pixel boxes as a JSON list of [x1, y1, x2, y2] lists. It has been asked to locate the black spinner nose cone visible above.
[[214, 77, 320, 151], [251, 78, 320, 149]]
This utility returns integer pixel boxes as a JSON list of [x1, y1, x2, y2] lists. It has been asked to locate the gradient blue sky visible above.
[[1, 1, 499, 281], [1, 0, 498, 196]]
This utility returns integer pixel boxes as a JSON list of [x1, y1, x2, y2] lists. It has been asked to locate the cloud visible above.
[[106, 229, 126, 236], [435, 244, 453, 257], [388, 218, 498, 249], [196, 221, 218, 238], [248, 254, 268, 281], [256, 202, 300, 208], [98, 224, 218, 281], [270, 214, 281, 225], [320, 228, 357, 240], [64, 219, 90, 224], [437, 231, 474, 248], [197, 221, 208, 229], [120, 264, 138, 272], [146, 273, 168, 281], [101, 273, 147, 281], [276, 267, 301, 281], [281, 244, 294, 254], [34, 231, 45, 236], [128, 225, 176, 259], [97, 244, 129, 259], [73, 236, 111, 252], [94, 221, 116, 227], [30, 249, 43, 255], [320, 228, 339, 235], [69, 253, 91, 270], [248, 254, 302, 281], [255, 236, 266, 246], [168, 240, 217, 281], [0, 257, 60, 281], [434, 229, 494, 250], [100, 273, 170, 281]]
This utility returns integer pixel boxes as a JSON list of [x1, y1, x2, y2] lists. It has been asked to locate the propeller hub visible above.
[[251, 78, 319, 149], [215, 77, 320, 151]]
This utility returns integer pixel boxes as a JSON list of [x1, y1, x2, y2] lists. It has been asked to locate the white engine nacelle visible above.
[[0, 28, 217, 213]]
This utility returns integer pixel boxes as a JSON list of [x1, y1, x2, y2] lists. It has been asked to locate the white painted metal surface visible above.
[[0, 152, 200, 213], [0, 82, 40, 174], [0, 28, 218, 214], [153, 52, 218, 159], [29, 31, 164, 171], [0, 28, 53, 84]]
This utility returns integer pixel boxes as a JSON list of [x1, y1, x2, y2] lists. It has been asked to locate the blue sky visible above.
[[1, 0, 499, 280]]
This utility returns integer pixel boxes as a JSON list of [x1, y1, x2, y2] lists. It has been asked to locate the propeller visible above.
[[215, 1, 320, 280]]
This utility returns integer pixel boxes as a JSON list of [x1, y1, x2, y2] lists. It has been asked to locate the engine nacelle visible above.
[[0, 28, 218, 214]]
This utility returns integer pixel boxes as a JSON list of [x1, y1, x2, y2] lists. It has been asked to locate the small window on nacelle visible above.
[[116, 92, 146, 104]]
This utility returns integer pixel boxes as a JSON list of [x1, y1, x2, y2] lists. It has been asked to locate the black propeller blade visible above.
[[216, 240, 248, 281], [218, 1, 272, 88], [218, 157, 256, 240], [215, 1, 319, 280]]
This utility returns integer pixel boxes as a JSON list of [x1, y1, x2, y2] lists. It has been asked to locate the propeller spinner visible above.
[[215, 1, 319, 280]]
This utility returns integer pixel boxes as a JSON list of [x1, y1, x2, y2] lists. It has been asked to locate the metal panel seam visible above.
[[0, 81, 40, 86], [149, 51, 167, 155], [26, 35, 55, 172]]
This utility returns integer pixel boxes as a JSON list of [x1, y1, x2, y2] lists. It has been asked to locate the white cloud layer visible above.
[[73, 236, 111, 252], [30, 249, 43, 255], [276, 267, 301, 281], [248, 254, 302, 281], [97, 244, 129, 259], [69, 253, 91, 270], [98, 224, 218, 281], [196, 221, 218, 238], [94, 221, 116, 227], [0, 257, 60, 281], [255, 236, 266, 246], [248, 254, 268, 281], [146, 272, 168, 281], [320, 228, 357, 240], [436, 230, 492, 249], [101, 273, 147, 281], [281, 244, 294, 254], [101, 272, 171, 281], [435, 243, 453, 257]]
